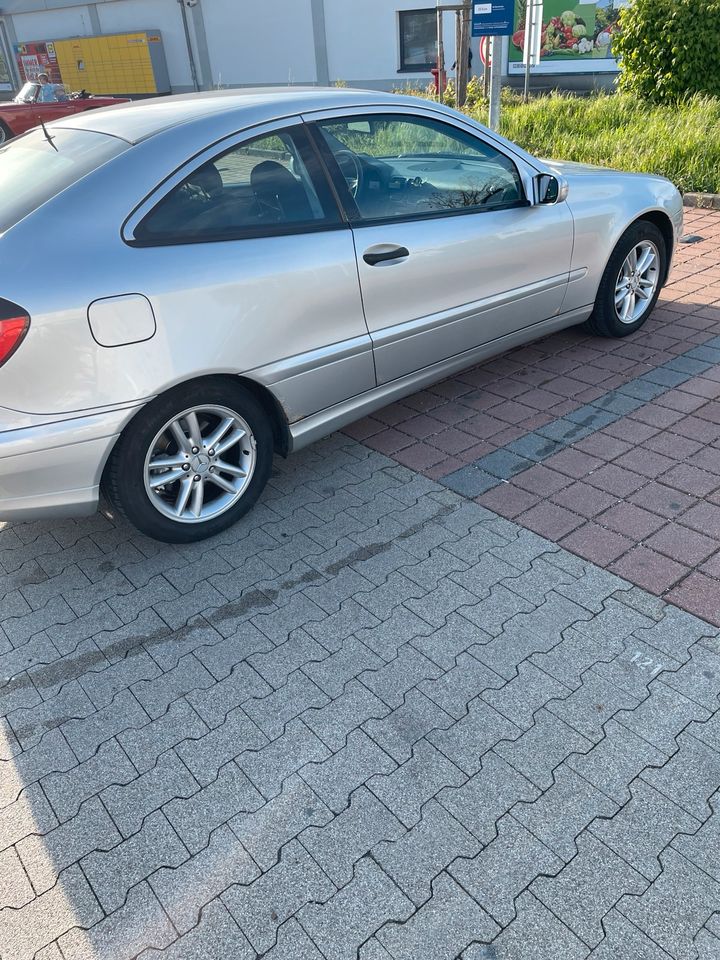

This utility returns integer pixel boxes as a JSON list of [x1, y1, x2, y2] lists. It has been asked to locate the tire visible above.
[[585, 221, 667, 338], [0, 122, 12, 146], [103, 379, 274, 543]]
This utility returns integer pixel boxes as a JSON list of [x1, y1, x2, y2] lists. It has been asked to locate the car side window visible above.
[[136, 126, 337, 244], [314, 113, 525, 223]]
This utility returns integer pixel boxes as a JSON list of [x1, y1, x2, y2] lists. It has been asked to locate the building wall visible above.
[[11, 6, 95, 42], [201, 0, 318, 88]]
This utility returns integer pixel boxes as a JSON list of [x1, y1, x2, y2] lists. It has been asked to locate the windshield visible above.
[[14, 82, 38, 103], [0, 127, 129, 235]]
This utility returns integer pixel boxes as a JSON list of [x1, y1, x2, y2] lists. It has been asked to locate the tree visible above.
[[614, 0, 720, 102]]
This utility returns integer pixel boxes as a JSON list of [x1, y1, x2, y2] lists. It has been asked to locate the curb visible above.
[[683, 192, 720, 210]]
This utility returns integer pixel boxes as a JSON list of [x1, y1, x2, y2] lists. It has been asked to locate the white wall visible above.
[[12, 7, 94, 42], [324, 1, 456, 86], [96, 0, 193, 89], [201, 0, 317, 87]]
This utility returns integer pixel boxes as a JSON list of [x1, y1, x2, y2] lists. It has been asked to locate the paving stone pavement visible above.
[[1, 212, 720, 959]]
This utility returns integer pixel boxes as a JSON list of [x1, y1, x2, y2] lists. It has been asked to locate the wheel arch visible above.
[[634, 210, 675, 285]]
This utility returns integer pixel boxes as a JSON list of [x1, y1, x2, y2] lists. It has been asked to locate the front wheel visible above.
[[103, 379, 273, 543], [585, 221, 667, 338], [0, 122, 12, 146]]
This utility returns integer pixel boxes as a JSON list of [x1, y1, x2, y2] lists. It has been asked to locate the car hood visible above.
[[540, 157, 672, 186]]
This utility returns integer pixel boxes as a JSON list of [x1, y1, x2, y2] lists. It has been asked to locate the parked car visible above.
[[0, 82, 130, 143], [0, 88, 682, 542]]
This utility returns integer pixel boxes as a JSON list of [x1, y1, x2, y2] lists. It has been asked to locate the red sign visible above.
[[14, 41, 61, 84], [479, 36, 492, 66]]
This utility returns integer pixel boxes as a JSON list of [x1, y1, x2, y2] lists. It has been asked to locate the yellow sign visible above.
[[54, 32, 160, 95]]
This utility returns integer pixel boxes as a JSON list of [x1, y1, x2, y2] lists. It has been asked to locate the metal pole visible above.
[[457, 0, 470, 106], [488, 35, 502, 131], [523, 0, 532, 102], [178, 0, 200, 92], [455, 10, 461, 104]]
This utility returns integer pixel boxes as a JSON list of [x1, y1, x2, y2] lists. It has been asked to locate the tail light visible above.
[[0, 299, 30, 368]]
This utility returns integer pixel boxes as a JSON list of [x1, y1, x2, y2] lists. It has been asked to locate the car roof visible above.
[[52, 87, 413, 144]]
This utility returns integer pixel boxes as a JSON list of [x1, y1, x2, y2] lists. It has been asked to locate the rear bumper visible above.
[[0, 404, 141, 522]]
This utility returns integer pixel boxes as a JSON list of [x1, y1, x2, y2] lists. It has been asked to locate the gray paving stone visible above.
[[138, 898, 255, 960], [404, 577, 480, 629], [532, 831, 647, 947], [529, 625, 620, 688], [514, 766, 619, 862], [301, 784, 404, 886], [361, 644, 442, 708], [573, 598, 654, 645], [483, 663, 570, 731], [81, 646, 161, 709], [695, 925, 720, 960], [546, 670, 642, 742], [673, 792, 720, 882], [305, 598, 381, 652], [88, 608, 167, 664], [461, 584, 537, 637], [194, 621, 273, 680], [364, 689, 452, 762], [132, 653, 215, 720], [662, 643, 720, 711], [591, 778, 701, 882], [420, 650, 504, 720], [59, 881, 176, 960], [496, 710, 592, 791], [222, 839, 335, 953], [368, 739, 465, 827], [2, 595, 76, 647], [186, 661, 271, 729], [379, 871, 500, 960], [374, 798, 480, 906], [62, 689, 150, 762], [616, 677, 710, 754], [303, 678, 389, 751], [0, 846, 34, 909], [641, 732, 720, 820], [176, 707, 267, 786], [231, 773, 331, 871], [430, 697, 523, 775], [108, 575, 180, 624], [248, 628, 327, 689], [302, 729, 396, 813], [118, 699, 208, 774], [165, 761, 263, 854], [450, 552, 520, 601], [451, 815, 562, 925], [41, 736, 136, 823], [439, 750, 539, 844], [8, 680, 94, 750], [210, 556, 278, 603], [356, 606, 433, 662], [304, 636, 382, 698], [587, 909, 673, 960], [143, 615, 227, 672], [567, 719, 665, 804], [636, 604, 718, 659], [82, 809, 188, 912], [151, 823, 259, 934], [618, 847, 720, 960], [299, 857, 414, 960], [401, 547, 469, 593], [0, 781, 58, 852], [251, 592, 326, 644], [102, 748, 199, 838], [490, 891, 590, 960], [410, 612, 489, 670], [557, 565, 626, 614], [355, 571, 426, 620], [17, 796, 121, 894], [239, 719, 330, 800], [61, 568, 129, 617], [304, 566, 375, 615], [0, 863, 103, 960]]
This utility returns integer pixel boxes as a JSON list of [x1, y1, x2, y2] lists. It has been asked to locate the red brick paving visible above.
[[349, 209, 720, 624]]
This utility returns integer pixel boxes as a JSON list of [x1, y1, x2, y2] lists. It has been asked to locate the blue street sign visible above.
[[471, 0, 515, 36]]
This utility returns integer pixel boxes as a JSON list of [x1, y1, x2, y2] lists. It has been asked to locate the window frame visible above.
[[307, 110, 531, 229], [398, 8, 438, 73], [124, 120, 347, 248]]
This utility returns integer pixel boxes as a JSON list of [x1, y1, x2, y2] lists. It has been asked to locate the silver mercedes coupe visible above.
[[0, 88, 683, 541]]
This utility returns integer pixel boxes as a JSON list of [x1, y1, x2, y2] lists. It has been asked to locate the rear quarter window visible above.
[[0, 127, 128, 235]]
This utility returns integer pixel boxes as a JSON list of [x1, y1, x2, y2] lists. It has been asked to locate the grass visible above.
[[397, 84, 720, 194]]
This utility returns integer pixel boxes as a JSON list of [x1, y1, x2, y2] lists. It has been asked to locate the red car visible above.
[[0, 82, 130, 144]]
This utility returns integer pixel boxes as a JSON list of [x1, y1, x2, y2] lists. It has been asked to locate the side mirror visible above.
[[536, 173, 568, 205]]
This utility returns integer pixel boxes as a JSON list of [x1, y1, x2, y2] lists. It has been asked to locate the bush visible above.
[[614, 0, 720, 102]]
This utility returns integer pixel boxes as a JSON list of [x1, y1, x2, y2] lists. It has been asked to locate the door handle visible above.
[[363, 245, 410, 266]]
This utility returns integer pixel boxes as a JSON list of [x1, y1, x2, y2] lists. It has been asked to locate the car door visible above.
[[123, 119, 373, 422], [308, 108, 574, 385]]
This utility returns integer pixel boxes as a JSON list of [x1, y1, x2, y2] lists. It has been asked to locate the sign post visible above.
[[471, 2, 515, 132], [522, 0, 544, 101]]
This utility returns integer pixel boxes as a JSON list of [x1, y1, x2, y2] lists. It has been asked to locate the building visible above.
[[0, 1, 622, 99]]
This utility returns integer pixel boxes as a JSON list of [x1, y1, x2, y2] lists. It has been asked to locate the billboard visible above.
[[508, 0, 626, 73], [14, 40, 62, 84]]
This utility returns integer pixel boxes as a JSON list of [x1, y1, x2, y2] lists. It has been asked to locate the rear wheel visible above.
[[585, 221, 666, 338], [103, 379, 273, 543], [0, 122, 12, 146]]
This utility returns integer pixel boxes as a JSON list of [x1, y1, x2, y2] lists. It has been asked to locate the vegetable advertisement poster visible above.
[[507, 0, 626, 73]]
